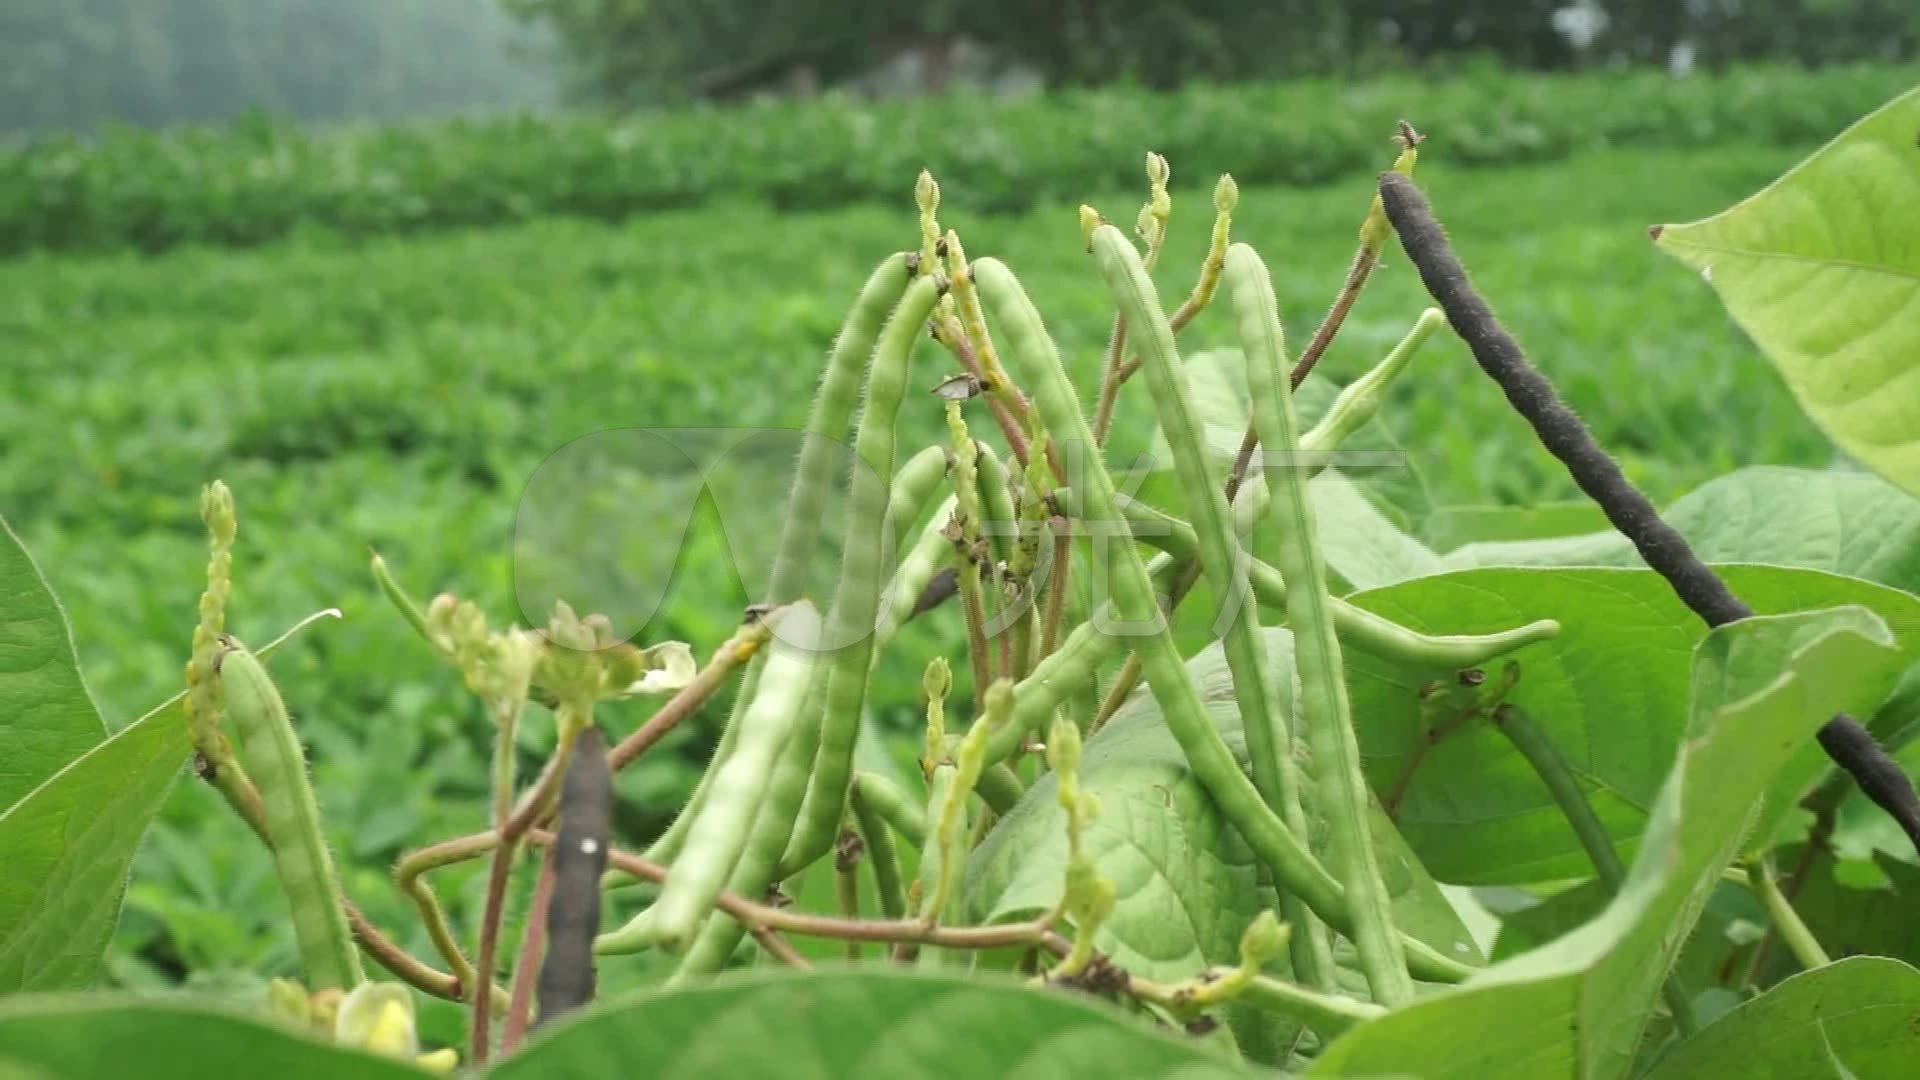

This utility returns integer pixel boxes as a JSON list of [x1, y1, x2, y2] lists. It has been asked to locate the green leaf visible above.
[[1346, 565, 1920, 884], [1311, 605, 1905, 1079], [494, 967, 1260, 1078], [1642, 956, 1920, 1080], [0, 996, 427, 1078], [965, 627, 1481, 1058], [1489, 879, 1763, 1006], [1653, 86, 1920, 498], [1308, 472, 1444, 592], [1423, 502, 1611, 553], [1441, 466, 1920, 595], [0, 706, 191, 991], [1, 518, 105, 808]]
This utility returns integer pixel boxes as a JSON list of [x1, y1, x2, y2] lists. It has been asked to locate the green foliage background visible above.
[[4, 64, 1913, 255]]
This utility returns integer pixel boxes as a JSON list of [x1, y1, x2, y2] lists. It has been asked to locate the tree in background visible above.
[[0, 0, 554, 134], [504, 0, 1920, 107]]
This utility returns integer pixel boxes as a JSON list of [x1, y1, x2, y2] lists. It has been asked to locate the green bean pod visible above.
[[851, 771, 929, 849], [1091, 223, 1334, 989], [770, 251, 918, 601], [1050, 487, 1559, 671], [661, 676, 827, 978], [780, 274, 943, 874], [1227, 241, 1411, 1004], [973, 255, 1470, 985], [975, 763, 1026, 816], [872, 495, 958, 656], [973, 439, 1020, 574], [647, 253, 915, 867], [888, 444, 953, 546], [648, 602, 822, 952], [850, 782, 910, 919], [215, 638, 364, 991], [914, 763, 968, 969]]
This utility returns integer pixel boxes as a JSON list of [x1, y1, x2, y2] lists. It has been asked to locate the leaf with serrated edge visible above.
[[0, 706, 190, 991], [1654, 86, 1920, 497], [496, 967, 1260, 1078], [1643, 956, 1920, 1080], [1, 518, 105, 808], [0, 996, 427, 1078], [1346, 565, 1920, 884], [1310, 605, 1904, 1080]]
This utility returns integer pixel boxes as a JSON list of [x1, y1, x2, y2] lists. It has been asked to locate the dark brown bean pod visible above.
[[1377, 169, 1920, 856], [534, 725, 613, 1029]]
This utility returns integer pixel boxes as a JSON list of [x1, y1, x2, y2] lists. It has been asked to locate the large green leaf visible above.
[[1440, 466, 1920, 595], [1642, 956, 1920, 1080], [1422, 502, 1610, 553], [965, 626, 1482, 1058], [1345, 565, 1920, 884], [1, 518, 105, 808], [493, 967, 1259, 1078], [1308, 472, 1445, 592], [0, 996, 426, 1078], [1653, 86, 1920, 497], [1310, 605, 1905, 1079], [0, 705, 191, 990]]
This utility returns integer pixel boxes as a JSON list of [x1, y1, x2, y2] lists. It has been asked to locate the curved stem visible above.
[[1492, 704, 1696, 1032], [1748, 854, 1831, 972]]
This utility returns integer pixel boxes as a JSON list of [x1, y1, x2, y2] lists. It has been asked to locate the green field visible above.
[[0, 140, 1845, 1001]]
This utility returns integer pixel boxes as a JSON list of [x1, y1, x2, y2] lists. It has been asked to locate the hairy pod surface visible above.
[[216, 639, 364, 991]]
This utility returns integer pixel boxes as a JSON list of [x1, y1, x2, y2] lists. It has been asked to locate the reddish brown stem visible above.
[[1037, 519, 1073, 662], [577, 838, 1069, 954], [607, 628, 766, 772], [501, 850, 557, 1054], [1224, 249, 1376, 501], [1091, 317, 1132, 446]]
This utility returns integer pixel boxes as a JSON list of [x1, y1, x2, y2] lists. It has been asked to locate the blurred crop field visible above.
[[0, 126, 1854, 1007]]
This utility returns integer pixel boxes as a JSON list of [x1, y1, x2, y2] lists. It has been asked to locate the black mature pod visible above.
[[535, 725, 614, 1029], [1377, 169, 1920, 857]]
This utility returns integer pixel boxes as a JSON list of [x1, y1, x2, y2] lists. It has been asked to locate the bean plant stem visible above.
[[1491, 705, 1696, 1032], [471, 710, 587, 1062], [589, 838, 1068, 953], [1377, 169, 1920, 856], [1748, 854, 1831, 972], [500, 850, 556, 1055], [836, 831, 864, 962], [607, 622, 770, 772]]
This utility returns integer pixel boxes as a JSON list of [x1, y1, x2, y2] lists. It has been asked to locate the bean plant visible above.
[[2, 84, 1918, 1079]]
